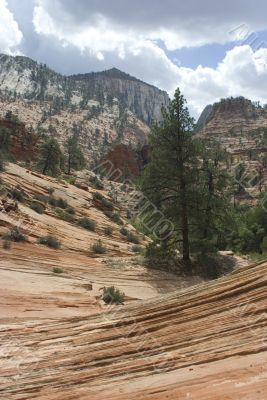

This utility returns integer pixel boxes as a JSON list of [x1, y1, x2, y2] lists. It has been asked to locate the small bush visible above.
[[30, 201, 45, 214], [3, 227, 27, 242], [47, 187, 54, 195], [126, 231, 140, 244], [55, 207, 75, 222], [34, 194, 49, 203], [53, 267, 63, 273], [10, 188, 25, 202], [56, 197, 68, 209], [48, 196, 57, 206], [101, 197, 114, 210], [104, 211, 123, 225], [66, 206, 75, 215], [65, 176, 76, 185], [93, 192, 114, 210], [91, 240, 107, 254], [104, 226, 113, 236], [132, 245, 142, 253], [120, 227, 128, 236], [90, 175, 104, 190], [78, 217, 96, 231], [93, 191, 104, 201], [3, 239, 11, 249], [102, 286, 125, 305], [38, 235, 61, 249]]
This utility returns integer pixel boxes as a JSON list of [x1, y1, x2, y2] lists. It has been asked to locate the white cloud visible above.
[[0, 0, 23, 54]]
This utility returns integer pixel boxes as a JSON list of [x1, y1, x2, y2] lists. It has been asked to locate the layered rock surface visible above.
[[0, 257, 266, 399]]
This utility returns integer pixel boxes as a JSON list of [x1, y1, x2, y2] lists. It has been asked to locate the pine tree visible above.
[[141, 89, 232, 268], [64, 136, 85, 174], [39, 138, 62, 176], [141, 89, 200, 264]]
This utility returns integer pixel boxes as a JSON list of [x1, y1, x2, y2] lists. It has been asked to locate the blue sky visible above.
[[1, 0, 267, 116]]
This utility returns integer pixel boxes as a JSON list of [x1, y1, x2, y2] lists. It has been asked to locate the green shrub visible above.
[[104, 211, 123, 225], [120, 227, 128, 236], [104, 226, 113, 236], [93, 192, 114, 210], [55, 207, 75, 222], [131, 245, 142, 253], [90, 175, 104, 190], [102, 286, 125, 304], [78, 217, 96, 231], [91, 240, 107, 254], [47, 187, 54, 195], [53, 267, 63, 273], [3, 227, 27, 242], [30, 201, 45, 214], [38, 235, 61, 249], [48, 196, 57, 206], [3, 239, 11, 249], [66, 206, 75, 215], [34, 194, 49, 203], [10, 188, 25, 202], [56, 197, 68, 209], [93, 191, 104, 201], [127, 231, 140, 244]]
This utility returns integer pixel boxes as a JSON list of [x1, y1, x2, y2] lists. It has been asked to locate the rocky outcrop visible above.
[[0, 250, 265, 399], [197, 97, 267, 195], [196, 97, 267, 139]]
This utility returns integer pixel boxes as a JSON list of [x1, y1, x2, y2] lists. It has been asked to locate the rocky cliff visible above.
[[0, 54, 169, 164], [197, 97, 267, 196]]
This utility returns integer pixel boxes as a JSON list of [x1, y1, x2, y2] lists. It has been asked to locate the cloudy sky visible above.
[[1, 0, 267, 116]]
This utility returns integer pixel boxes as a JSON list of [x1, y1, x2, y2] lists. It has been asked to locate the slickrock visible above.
[[0, 260, 266, 399]]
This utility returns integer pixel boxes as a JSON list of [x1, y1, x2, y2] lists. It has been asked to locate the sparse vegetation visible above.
[[90, 175, 104, 190], [120, 227, 140, 244], [104, 211, 123, 225], [30, 201, 45, 214], [91, 240, 107, 254], [102, 286, 125, 304], [131, 245, 143, 253], [47, 187, 54, 195], [78, 217, 96, 231], [10, 187, 25, 202], [38, 235, 61, 249], [2, 239, 11, 249], [120, 227, 128, 236], [93, 192, 114, 210], [55, 207, 75, 222], [3, 227, 27, 242], [52, 267, 64, 274], [104, 226, 113, 236]]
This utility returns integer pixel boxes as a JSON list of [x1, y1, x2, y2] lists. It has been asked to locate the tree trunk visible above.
[[180, 176, 190, 264]]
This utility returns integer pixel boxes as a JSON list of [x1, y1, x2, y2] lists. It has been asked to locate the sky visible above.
[[1, 0, 267, 117]]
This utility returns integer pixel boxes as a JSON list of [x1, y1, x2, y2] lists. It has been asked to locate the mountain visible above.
[[0, 54, 169, 164], [196, 96, 267, 197]]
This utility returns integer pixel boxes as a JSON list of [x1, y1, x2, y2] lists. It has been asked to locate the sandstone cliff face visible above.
[[0, 54, 169, 163], [197, 97, 267, 195], [196, 97, 267, 140]]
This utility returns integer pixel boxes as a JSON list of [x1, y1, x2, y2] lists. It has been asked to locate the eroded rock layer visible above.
[[0, 260, 266, 399]]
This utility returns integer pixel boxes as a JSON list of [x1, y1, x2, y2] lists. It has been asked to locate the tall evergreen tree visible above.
[[141, 89, 231, 267], [64, 136, 85, 174], [39, 138, 62, 176], [141, 89, 200, 264]]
